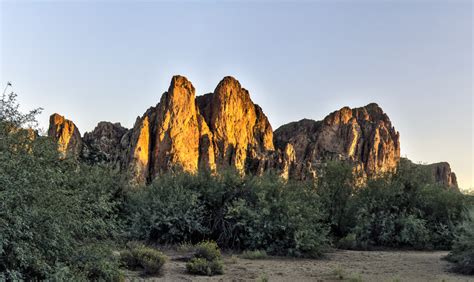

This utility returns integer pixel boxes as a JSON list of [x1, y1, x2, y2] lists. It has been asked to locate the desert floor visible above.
[[124, 249, 473, 282]]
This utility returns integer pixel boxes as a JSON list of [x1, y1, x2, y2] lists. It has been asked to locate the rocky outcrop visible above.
[[274, 103, 401, 179], [123, 75, 276, 183], [427, 162, 458, 189], [196, 76, 274, 174], [46, 75, 459, 189], [48, 113, 82, 158], [82, 121, 128, 165]]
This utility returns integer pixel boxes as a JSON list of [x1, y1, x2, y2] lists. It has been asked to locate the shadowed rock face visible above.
[[427, 162, 458, 189], [47, 75, 458, 189], [82, 121, 128, 165], [48, 113, 82, 158], [274, 103, 401, 179]]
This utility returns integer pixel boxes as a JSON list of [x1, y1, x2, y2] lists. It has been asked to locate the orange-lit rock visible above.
[[152, 75, 202, 174], [48, 113, 82, 158], [197, 76, 274, 174], [46, 76, 459, 189], [274, 103, 400, 179]]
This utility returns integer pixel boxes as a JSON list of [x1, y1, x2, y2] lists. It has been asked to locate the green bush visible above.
[[185, 241, 224, 276], [240, 250, 268, 260], [120, 245, 168, 275], [194, 241, 221, 261], [73, 244, 124, 281], [447, 209, 474, 274], [229, 174, 329, 257], [186, 257, 224, 276], [124, 173, 207, 244]]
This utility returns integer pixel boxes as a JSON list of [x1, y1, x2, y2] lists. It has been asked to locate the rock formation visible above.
[[427, 162, 458, 189], [82, 121, 128, 165], [274, 103, 401, 180], [48, 113, 82, 158], [196, 76, 274, 174], [46, 75, 458, 189]]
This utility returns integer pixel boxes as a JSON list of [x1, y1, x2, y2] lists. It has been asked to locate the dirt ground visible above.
[[125, 249, 473, 282]]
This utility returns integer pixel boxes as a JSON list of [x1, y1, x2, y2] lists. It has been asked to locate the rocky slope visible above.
[[46, 75, 458, 189]]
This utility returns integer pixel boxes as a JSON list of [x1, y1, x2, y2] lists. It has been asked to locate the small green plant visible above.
[[185, 241, 224, 276], [186, 257, 224, 276], [138, 248, 168, 275], [240, 250, 268, 260], [194, 241, 221, 261], [120, 245, 168, 275]]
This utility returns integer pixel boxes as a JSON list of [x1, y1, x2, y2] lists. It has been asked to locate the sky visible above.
[[0, 0, 472, 190]]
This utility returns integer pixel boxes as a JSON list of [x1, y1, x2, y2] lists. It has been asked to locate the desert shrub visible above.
[[194, 241, 222, 261], [120, 244, 168, 275], [447, 208, 474, 274], [0, 91, 124, 280], [186, 241, 224, 276], [186, 257, 224, 276], [124, 173, 207, 244], [72, 244, 123, 281], [240, 250, 268, 260]]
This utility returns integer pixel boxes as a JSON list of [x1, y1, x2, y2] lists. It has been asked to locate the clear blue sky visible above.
[[1, 0, 472, 190]]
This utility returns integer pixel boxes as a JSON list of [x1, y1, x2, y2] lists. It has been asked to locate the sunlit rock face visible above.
[[274, 103, 401, 179], [427, 162, 458, 189], [196, 76, 275, 174], [82, 121, 128, 165], [46, 76, 459, 189], [126, 113, 152, 184], [48, 113, 82, 158], [152, 75, 202, 174]]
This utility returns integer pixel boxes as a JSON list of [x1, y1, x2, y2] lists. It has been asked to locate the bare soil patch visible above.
[[125, 249, 473, 281]]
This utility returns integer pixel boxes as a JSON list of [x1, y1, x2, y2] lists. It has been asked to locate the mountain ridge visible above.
[[47, 75, 458, 189]]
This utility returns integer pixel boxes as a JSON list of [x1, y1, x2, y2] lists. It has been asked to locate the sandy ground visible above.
[[125, 249, 473, 282]]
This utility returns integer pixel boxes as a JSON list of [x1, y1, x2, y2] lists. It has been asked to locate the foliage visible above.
[[194, 241, 222, 261], [120, 244, 168, 275], [317, 161, 357, 237], [186, 241, 223, 276], [124, 173, 207, 244], [0, 88, 124, 280], [186, 257, 224, 276], [349, 159, 467, 249], [124, 170, 329, 258], [447, 208, 474, 274], [240, 250, 268, 260]]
